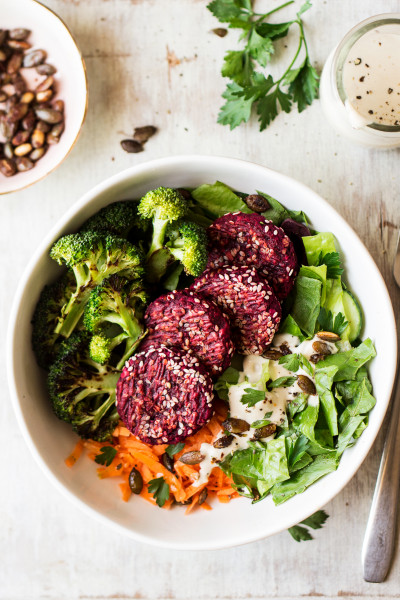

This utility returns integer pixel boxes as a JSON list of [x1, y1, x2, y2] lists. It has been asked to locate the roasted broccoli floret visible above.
[[83, 275, 148, 368], [47, 331, 120, 441], [31, 272, 76, 369], [49, 231, 144, 339], [147, 220, 208, 282], [80, 200, 148, 238], [138, 187, 188, 258]]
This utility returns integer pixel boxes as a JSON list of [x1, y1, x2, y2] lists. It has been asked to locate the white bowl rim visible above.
[[7, 154, 397, 549]]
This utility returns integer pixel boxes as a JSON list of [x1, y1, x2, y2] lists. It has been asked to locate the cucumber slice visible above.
[[342, 289, 363, 342]]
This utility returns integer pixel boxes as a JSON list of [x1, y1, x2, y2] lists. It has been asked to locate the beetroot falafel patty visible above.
[[191, 265, 281, 354], [207, 212, 298, 300], [142, 290, 234, 376], [116, 346, 214, 444]]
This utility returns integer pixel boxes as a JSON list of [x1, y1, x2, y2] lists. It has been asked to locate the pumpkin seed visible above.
[[253, 423, 276, 440], [51, 121, 64, 137], [0, 116, 17, 140], [8, 102, 28, 122], [36, 75, 54, 92], [212, 28, 228, 37], [7, 52, 23, 74], [297, 374, 316, 395], [15, 156, 33, 171], [34, 107, 63, 124], [36, 89, 53, 103], [7, 40, 31, 51], [31, 129, 45, 149], [244, 193, 271, 213], [0, 158, 16, 176], [198, 488, 208, 505], [3, 142, 13, 159], [161, 452, 175, 473], [128, 467, 143, 494], [309, 353, 324, 364], [222, 417, 250, 434], [36, 119, 50, 133], [213, 435, 234, 449], [36, 63, 56, 76], [53, 99, 64, 113], [21, 110, 36, 131], [179, 451, 204, 465], [133, 125, 157, 144], [312, 341, 332, 355], [263, 349, 284, 360], [23, 49, 46, 68], [30, 146, 46, 161], [121, 139, 143, 153], [46, 131, 60, 145], [9, 29, 30, 41], [12, 129, 30, 146], [317, 331, 341, 342]]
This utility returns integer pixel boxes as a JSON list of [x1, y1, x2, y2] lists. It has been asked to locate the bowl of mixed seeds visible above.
[[0, 0, 87, 194]]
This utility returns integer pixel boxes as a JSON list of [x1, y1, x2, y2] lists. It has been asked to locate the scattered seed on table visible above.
[[120, 139, 143, 153]]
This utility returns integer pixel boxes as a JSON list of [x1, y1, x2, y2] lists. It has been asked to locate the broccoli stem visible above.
[[145, 248, 174, 283], [55, 286, 93, 337], [147, 218, 168, 258]]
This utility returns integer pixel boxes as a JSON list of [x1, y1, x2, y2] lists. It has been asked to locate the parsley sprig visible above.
[[208, 0, 319, 130], [148, 477, 170, 507], [288, 509, 329, 541]]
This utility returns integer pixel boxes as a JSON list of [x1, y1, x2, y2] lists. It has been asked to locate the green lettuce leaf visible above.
[[191, 181, 252, 218], [303, 232, 338, 265], [317, 339, 376, 381], [314, 366, 339, 436], [291, 274, 322, 336]]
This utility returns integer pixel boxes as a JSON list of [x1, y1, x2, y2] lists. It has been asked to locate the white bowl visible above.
[[0, 0, 87, 194], [7, 156, 397, 549]]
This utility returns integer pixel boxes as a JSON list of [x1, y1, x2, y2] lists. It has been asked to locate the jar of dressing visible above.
[[320, 14, 400, 148]]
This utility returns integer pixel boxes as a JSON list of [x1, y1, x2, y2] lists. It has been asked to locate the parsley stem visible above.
[[275, 23, 304, 85], [254, 0, 295, 21]]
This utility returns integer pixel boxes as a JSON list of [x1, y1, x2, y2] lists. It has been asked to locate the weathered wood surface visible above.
[[1, 0, 400, 598]]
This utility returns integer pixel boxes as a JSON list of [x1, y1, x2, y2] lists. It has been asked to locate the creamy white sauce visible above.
[[343, 26, 400, 127], [194, 334, 338, 487]]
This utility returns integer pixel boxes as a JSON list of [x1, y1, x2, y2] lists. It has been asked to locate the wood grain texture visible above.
[[1, 1, 400, 598]]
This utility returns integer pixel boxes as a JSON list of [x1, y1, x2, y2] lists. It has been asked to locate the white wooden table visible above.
[[1, 1, 400, 598]]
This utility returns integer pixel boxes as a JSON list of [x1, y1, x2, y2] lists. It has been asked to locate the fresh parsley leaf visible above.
[[148, 477, 170, 507], [94, 446, 117, 467], [214, 365, 241, 400], [257, 87, 291, 131], [299, 354, 313, 376], [221, 50, 253, 86], [279, 353, 300, 372], [256, 21, 293, 41], [217, 82, 254, 130], [207, 0, 249, 23], [301, 509, 329, 529], [297, 0, 312, 18], [286, 434, 310, 469], [318, 308, 348, 335], [165, 443, 185, 458], [288, 524, 313, 542], [240, 387, 266, 407], [288, 58, 319, 113], [288, 509, 329, 542], [251, 411, 272, 428], [316, 251, 344, 279], [247, 29, 274, 68], [268, 376, 297, 390]]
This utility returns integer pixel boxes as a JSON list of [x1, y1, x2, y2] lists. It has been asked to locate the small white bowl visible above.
[[0, 0, 87, 194], [7, 156, 397, 549]]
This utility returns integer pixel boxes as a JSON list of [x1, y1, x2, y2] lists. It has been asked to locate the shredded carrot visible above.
[[67, 400, 239, 513]]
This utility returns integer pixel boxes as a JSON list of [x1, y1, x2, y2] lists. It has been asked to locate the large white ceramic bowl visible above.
[[0, 0, 87, 194], [7, 156, 397, 549]]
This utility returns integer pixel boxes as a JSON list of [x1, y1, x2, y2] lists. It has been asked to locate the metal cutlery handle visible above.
[[362, 371, 400, 582]]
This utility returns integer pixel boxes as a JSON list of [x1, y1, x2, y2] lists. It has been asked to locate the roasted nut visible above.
[[161, 452, 175, 473], [0, 158, 17, 176], [7, 40, 31, 50], [312, 341, 332, 355], [36, 63, 56, 76], [36, 89, 53, 103], [317, 331, 341, 342], [253, 423, 276, 440], [15, 156, 33, 171], [21, 110, 36, 131], [128, 467, 143, 494], [7, 52, 23, 74], [8, 102, 28, 122], [36, 75, 54, 92], [12, 129, 30, 146], [0, 116, 17, 140], [198, 488, 208, 505], [3, 142, 14, 159], [23, 49, 47, 68], [120, 139, 143, 153], [36, 119, 50, 133], [20, 91, 35, 104], [133, 125, 157, 144], [14, 142, 32, 156], [179, 451, 204, 465], [9, 28, 30, 41], [30, 146, 47, 161], [213, 435, 234, 449], [34, 107, 63, 124], [31, 129, 45, 148], [297, 374, 316, 395], [222, 417, 250, 434], [244, 193, 271, 213]]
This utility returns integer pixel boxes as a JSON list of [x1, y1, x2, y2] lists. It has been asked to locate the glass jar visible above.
[[319, 14, 400, 148]]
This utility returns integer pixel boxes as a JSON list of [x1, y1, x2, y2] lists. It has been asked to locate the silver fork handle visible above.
[[362, 371, 400, 582]]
